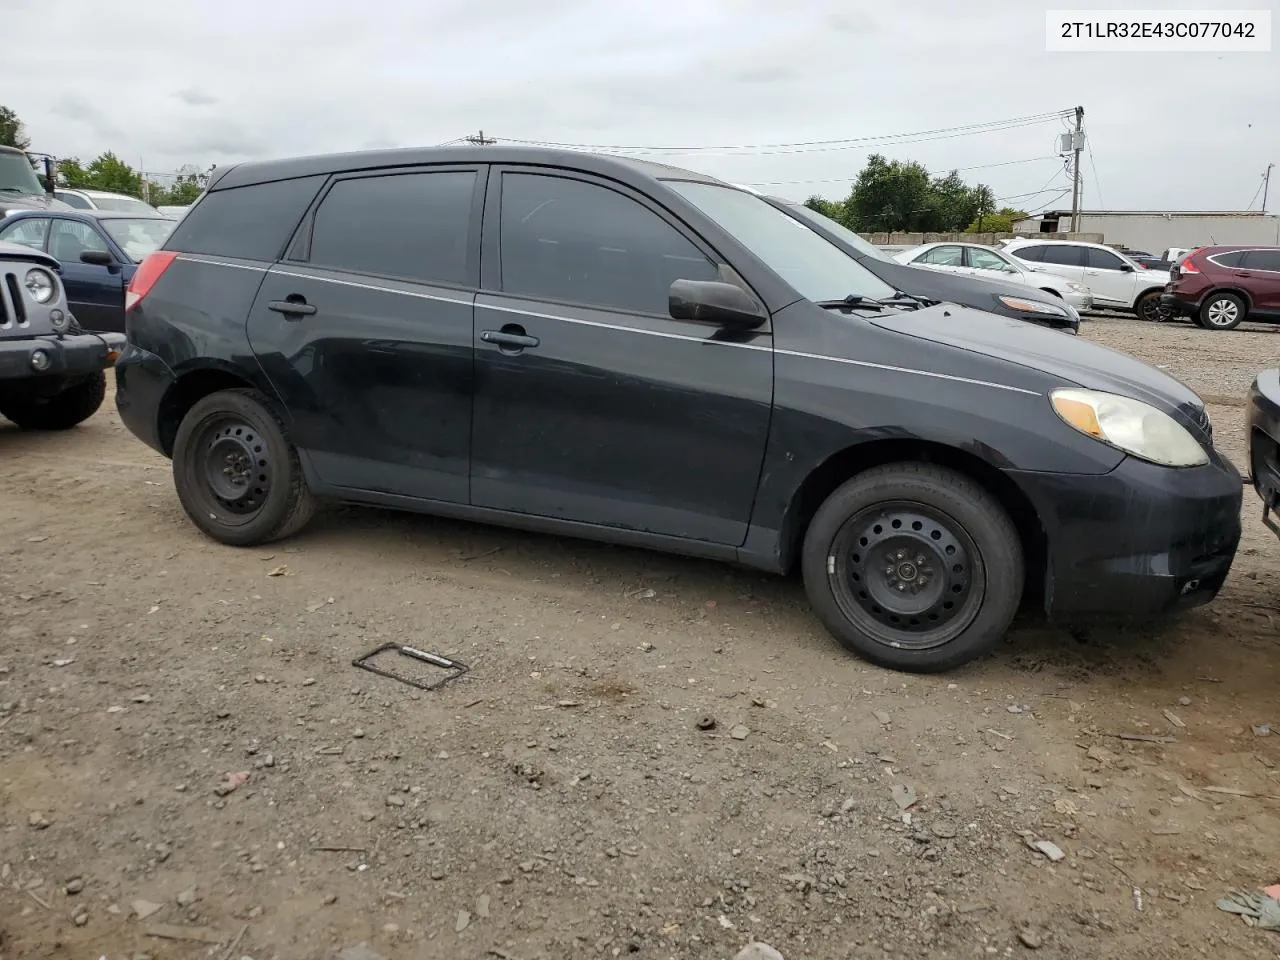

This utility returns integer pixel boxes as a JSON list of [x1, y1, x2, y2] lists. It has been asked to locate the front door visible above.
[[965, 246, 1025, 284], [47, 218, 125, 332], [246, 166, 484, 503], [910, 244, 968, 276], [1082, 245, 1138, 307], [470, 168, 774, 546]]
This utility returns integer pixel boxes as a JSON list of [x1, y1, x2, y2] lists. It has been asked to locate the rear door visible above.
[[469, 167, 773, 545], [246, 166, 484, 503], [1240, 249, 1280, 314], [1030, 244, 1089, 292], [46, 218, 125, 332]]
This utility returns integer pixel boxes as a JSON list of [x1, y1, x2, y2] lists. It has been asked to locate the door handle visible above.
[[1235, 271, 1252, 278], [481, 326, 539, 350], [268, 297, 317, 318]]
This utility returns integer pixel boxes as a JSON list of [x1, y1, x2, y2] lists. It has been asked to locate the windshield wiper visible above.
[[0, 187, 34, 194], [813, 294, 886, 312]]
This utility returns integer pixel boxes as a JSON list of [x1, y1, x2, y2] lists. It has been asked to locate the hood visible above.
[[0, 239, 60, 271], [0, 193, 74, 217], [866, 302, 1206, 425]]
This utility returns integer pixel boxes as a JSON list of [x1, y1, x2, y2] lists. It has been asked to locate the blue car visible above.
[[0, 209, 175, 334]]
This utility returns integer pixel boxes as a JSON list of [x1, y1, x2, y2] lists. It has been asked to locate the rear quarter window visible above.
[[1209, 251, 1247, 268], [164, 175, 324, 262]]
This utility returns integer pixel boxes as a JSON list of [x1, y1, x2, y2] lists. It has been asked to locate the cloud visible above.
[[0, 0, 1274, 212]]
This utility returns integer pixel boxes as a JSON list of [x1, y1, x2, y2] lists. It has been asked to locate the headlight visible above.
[[1050, 388, 1208, 467], [998, 295, 1068, 317], [24, 268, 56, 304]]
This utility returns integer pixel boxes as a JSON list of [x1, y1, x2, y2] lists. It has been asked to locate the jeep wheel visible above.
[[800, 463, 1024, 673], [172, 388, 317, 546], [0, 372, 106, 430], [1197, 292, 1246, 331]]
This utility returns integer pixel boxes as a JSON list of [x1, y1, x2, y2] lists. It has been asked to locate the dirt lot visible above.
[[2, 316, 1279, 960]]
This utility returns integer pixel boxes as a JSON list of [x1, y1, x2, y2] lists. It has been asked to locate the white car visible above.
[[893, 241, 1093, 312], [1002, 239, 1170, 322], [53, 188, 162, 216]]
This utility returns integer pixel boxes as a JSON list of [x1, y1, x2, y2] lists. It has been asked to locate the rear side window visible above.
[[165, 175, 323, 262], [1209, 250, 1247, 268], [1012, 245, 1045, 262], [1242, 249, 1280, 272], [307, 171, 476, 286], [499, 172, 719, 315], [0, 217, 50, 250], [1038, 245, 1085, 266]]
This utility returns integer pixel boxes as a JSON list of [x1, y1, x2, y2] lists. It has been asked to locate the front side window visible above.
[[916, 245, 963, 267], [0, 216, 51, 250], [48, 219, 110, 262], [1039, 245, 1086, 267], [967, 247, 1015, 272], [664, 180, 898, 303], [1086, 247, 1126, 270], [308, 171, 477, 287], [500, 173, 719, 315]]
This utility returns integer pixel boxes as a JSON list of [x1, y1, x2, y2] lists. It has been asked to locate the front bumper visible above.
[[1247, 369, 1280, 537], [1008, 452, 1243, 619], [1062, 289, 1092, 312], [0, 331, 125, 380]]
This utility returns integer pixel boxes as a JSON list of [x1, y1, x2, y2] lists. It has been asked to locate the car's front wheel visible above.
[[172, 388, 317, 546], [0, 372, 106, 430], [1197, 292, 1246, 331], [800, 463, 1024, 673]]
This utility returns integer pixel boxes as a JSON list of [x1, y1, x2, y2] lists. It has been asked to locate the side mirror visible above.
[[80, 250, 114, 267], [668, 279, 767, 330], [1119, 263, 1134, 273]]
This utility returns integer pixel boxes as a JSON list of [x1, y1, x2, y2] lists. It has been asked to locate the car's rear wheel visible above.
[[0, 372, 106, 430], [800, 463, 1024, 673], [1197, 292, 1246, 331], [1135, 290, 1166, 323], [172, 388, 316, 546]]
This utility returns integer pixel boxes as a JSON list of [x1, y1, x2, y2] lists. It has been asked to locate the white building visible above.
[[1011, 210, 1280, 254]]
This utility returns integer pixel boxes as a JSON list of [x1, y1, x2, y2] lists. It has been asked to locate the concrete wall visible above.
[[1012, 215, 1280, 253], [861, 230, 1105, 252]]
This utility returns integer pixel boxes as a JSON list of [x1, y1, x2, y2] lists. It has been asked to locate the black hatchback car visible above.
[[115, 146, 1242, 673]]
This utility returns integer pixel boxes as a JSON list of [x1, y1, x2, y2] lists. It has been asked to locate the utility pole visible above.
[[1069, 105, 1084, 234], [464, 130, 496, 146], [1263, 162, 1275, 213]]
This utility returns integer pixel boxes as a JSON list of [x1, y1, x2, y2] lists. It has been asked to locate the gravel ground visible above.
[[2, 315, 1279, 960]]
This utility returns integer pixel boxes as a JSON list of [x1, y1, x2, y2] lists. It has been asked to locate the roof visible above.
[[1028, 209, 1275, 219], [4, 208, 173, 222], [60, 188, 145, 199], [208, 145, 727, 192]]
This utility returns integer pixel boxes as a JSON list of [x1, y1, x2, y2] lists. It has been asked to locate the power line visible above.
[[1085, 137, 1104, 209], [1245, 176, 1264, 212], [497, 110, 1073, 157], [743, 155, 1062, 187], [994, 160, 1071, 205]]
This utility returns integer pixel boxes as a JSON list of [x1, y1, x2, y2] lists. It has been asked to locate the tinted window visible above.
[[49, 219, 110, 261], [917, 245, 963, 266], [1242, 249, 1280, 272], [501, 173, 719, 315], [166, 175, 324, 261], [1012, 245, 1045, 262], [1038, 245, 1086, 266], [55, 192, 93, 210], [0, 217, 50, 250], [1086, 247, 1126, 270], [307, 172, 476, 286], [1210, 251, 1246, 268]]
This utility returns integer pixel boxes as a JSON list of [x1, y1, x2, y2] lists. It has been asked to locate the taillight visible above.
[[126, 250, 179, 311], [1178, 257, 1201, 275]]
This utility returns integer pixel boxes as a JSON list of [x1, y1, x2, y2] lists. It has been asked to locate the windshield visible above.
[[781, 201, 895, 263], [102, 218, 175, 262], [665, 181, 898, 302], [0, 152, 45, 196], [93, 195, 159, 214]]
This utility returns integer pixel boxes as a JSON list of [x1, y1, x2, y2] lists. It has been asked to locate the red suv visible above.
[[1161, 246, 1280, 331]]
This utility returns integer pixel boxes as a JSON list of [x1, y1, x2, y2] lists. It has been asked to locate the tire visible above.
[[172, 388, 317, 546], [1134, 290, 1166, 323], [800, 463, 1024, 673], [1197, 292, 1246, 331], [0, 372, 106, 430]]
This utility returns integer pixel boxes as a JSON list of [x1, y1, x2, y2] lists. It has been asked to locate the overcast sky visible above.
[[3, 0, 1275, 213]]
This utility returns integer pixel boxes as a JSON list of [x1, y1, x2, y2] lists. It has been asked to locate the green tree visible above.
[[84, 152, 144, 197], [965, 206, 1028, 234], [56, 157, 91, 187], [0, 106, 30, 150], [806, 155, 995, 233]]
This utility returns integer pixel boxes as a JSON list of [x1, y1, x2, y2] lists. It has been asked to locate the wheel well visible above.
[[1199, 286, 1253, 310], [157, 368, 256, 456], [780, 439, 1048, 604], [1132, 287, 1164, 310]]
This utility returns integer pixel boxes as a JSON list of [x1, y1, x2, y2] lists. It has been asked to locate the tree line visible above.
[[1, 104, 207, 207], [803, 154, 1028, 234]]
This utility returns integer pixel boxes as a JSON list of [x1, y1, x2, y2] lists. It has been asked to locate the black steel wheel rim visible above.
[[191, 416, 273, 524], [1140, 296, 1164, 322], [826, 501, 987, 651]]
